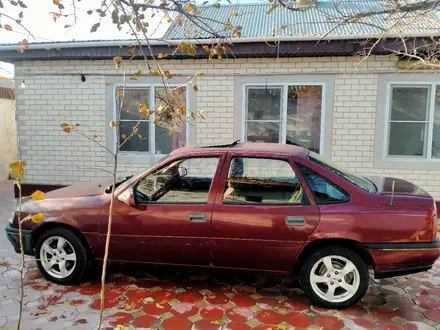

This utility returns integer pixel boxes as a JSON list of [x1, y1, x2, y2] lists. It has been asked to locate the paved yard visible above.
[[0, 182, 440, 330]]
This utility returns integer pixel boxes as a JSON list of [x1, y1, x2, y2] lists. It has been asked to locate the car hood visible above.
[[45, 180, 113, 198], [366, 176, 431, 197]]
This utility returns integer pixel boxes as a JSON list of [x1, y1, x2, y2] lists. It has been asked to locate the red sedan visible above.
[[5, 142, 440, 308]]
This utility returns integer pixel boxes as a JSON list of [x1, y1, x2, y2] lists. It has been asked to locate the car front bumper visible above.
[[5, 224, 34, 256], [365, 238, 440, 279]]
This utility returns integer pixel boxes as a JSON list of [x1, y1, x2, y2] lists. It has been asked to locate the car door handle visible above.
[[286, 216, 305, 226], [189, 212, 206, 223]]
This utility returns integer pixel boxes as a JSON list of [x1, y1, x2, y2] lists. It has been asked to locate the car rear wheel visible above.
[[35, 227, 90, 284], [300, 246, 369, 309]]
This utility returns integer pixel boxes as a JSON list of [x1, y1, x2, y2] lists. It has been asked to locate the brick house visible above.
[[1, 1, 440, 201]]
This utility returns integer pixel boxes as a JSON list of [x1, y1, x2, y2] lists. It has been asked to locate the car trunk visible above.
[[366, 176, 431, 198]]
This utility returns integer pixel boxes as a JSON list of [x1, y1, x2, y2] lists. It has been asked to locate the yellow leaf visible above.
[[178, 106, 185, 115], [352, 17, 360, 23], [129, 76, 138, 80], [63, 127, 71, 133], [164, 70, 173, 79], [105, 82, 112, 86], [109, 121, 118, 127], [277, 325, 288, 330], [167, 17, 172, 23], [186, 3, 196, 12], [114, 325, 129, 330], [134, 69, 142, 76], [138, 103, 148, 114], [60, 123, 69, 128], [195, 72, 205, 77], [148, 69, 160, 76], [213, 2, 220, 8], [128, 47, 135, 56], [157, 105, 166, 112], [168, 127, 176, 136], [211, 320, 221, 325], [5, 25, 12, 31], [155, 302, 164, 309], [121, 134, 127, 139], [53, 0, 59, 4], [193, 85, 199, 92], [117, 90, 125, 97], [30, 190, 45, 201], [203, 45, 209, 52], [31, 213, 45, 223], [9, 160, 26, 181], [113, 56, 123, 69], [154, 118, 160, 125]]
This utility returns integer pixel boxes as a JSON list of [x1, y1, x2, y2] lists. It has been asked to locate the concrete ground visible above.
[[0, 181, 440, 330]]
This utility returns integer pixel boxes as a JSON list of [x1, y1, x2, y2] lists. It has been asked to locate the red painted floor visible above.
[[0, 244, 440, 330]]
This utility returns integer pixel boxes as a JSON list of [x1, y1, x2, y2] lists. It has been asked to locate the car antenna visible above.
[[389, 180, 395, 206]]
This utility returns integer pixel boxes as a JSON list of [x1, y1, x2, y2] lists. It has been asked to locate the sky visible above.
[[0, 0, 260, 78], [0, 0, 173, 78]]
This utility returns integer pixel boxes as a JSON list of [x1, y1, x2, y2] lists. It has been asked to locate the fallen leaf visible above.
[[30, 190, 45, 201], [211, 320, 221, 325], [31, 213, 45, 223], [113, 56, 123, 69], [155, 302, 164, 309]]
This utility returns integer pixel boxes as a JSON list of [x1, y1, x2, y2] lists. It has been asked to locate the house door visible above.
[[210, 154, 320, 272]]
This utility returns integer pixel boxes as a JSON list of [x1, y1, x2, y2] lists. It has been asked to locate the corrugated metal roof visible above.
[[164, 0, 440, 40]]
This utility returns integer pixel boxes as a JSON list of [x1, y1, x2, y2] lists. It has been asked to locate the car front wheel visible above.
[[35, 227, 90, 284], [300, 246, 369, 309]]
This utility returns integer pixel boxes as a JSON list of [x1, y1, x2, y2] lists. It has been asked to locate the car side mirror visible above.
[[178, 167, 187, 177], [117, 187, 135, 206]]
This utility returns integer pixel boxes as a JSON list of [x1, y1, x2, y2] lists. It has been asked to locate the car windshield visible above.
[[308, 151, 377, 194]]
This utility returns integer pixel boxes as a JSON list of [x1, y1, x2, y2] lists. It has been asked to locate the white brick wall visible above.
[[14, 55, 440, 199]]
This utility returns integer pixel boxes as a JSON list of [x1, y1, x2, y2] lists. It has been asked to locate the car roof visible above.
[[170, 142, 309, 158]]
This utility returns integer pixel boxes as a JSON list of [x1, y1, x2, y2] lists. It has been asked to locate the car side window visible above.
[[297, 163, 350, 204], [223, 157, 308, 205], [134, 157, 220, 204]]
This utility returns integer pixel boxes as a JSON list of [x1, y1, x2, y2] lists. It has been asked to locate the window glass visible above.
[[297, 163, 350, 204], [134, 157, 219, 203], [309, 151, 376, 194], [118, 88, 150, 152], [244, 85, 323, 153], [116, 86, 187, 154], [286, 86, 322, 153], [223, 157, 307, 205], [388, 86, 429, 157], [432, 86, 440, 159], [155, 87, 186, 154]]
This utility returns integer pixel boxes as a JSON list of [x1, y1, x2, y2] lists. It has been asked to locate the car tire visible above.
[[299, 246, 369, 309], [35, 227, 90, 284]]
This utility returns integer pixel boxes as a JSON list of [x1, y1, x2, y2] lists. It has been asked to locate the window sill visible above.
[[374, 157, 440, 170]]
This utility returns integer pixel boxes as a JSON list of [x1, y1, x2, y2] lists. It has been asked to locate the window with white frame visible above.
[[116, 86, 187, 155], [386, 84, 440, 160], [244, 84, 323, 153]]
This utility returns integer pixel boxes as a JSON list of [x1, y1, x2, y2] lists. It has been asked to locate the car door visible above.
[[210, 152, 320, 272], [104, 153, 225, 266]]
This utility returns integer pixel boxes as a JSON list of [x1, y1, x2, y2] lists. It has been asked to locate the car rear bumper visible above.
[[365, 238, 440, 279], [5, 224, 34, 256]]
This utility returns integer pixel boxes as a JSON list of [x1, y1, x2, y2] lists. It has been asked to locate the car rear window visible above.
[[308, 152, 377, 194]]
